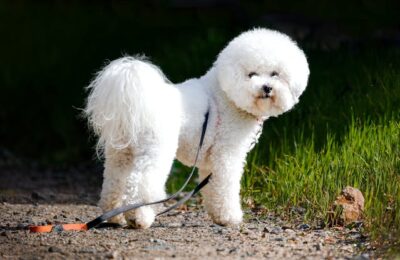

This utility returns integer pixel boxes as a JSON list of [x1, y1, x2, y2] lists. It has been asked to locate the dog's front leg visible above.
[[199, 160, 244, 226]]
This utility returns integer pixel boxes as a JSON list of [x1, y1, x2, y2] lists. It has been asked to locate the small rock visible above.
[[105, 251, 119, 259], [48, 246, 62, 253], [263, 226, 272, 233], [167, 222, 182, 228], [284, 228, 295, 234], [282, 225, 292, 230], [353, 253, 370, 260], [341, 245, 354, 253], [150, 238, 166, 244], [291, 206, 306, 215], [228, 248, 238, 254], [331, 186, 365, 225], [1, 231, 10, 238], [241, 228, 252, 235], [270, 226, 283, 234], [314, 230, 327, 237], [313, 243, 323, 251], [79, 248, 97, 254], [297, 224, 310, 230], [247, 224, 258, 230]]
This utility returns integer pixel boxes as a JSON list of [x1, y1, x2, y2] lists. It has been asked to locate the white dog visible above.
[[85, 28, 309, 229]]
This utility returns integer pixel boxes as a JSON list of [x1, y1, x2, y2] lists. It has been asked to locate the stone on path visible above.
[[331, 186, 365, 225]]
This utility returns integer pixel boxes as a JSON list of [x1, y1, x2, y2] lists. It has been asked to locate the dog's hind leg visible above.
[[99, 147, 136, 225], [122, 131, 179, 229]]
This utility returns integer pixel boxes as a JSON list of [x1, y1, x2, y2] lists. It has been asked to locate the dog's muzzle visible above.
[[261, 85, 272, 98]]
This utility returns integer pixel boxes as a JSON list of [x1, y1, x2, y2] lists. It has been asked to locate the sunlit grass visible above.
[[244, 118, 399, 232], [242, 48, 400, 253]]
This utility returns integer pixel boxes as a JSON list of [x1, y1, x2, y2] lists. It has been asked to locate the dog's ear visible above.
[[288, 55, 310, 100], [215, 55, 241, 94]]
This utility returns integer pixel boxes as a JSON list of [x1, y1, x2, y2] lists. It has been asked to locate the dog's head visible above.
[[215, 28, 309, 118]]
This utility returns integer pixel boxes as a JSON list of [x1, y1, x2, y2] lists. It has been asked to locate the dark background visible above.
[[0, 0, 399, 164]]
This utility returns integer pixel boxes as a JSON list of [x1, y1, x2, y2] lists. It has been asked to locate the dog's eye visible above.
[[271, 71, 279, 77], [248, 72, 258, 78]]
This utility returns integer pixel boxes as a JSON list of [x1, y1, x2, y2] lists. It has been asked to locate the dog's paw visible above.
[[209, 209, 243, 226], [125, 206, 155, 229], [107, 214, 127, 226]]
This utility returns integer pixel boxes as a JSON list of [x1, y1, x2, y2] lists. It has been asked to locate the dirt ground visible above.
[[0, 155, 372, 259]]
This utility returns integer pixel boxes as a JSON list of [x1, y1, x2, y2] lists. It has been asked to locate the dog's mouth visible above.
[[258, 92, 274, 99], [256, 94, 277, 105], [260, 93, 271, 99]]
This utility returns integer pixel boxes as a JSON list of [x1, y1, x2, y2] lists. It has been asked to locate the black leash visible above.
[[86, 110, 211, 229]]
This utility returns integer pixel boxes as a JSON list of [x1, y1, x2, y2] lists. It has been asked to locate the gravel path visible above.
[[0, 157, 371, 259]]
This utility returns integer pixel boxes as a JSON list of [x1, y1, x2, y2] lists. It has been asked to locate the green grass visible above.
[[242, 48, 400, 253]]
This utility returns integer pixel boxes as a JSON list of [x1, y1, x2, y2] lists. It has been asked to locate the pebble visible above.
[[150, 238, 166, 244], [229, 248, 238, 254], [247, 224, 258, 230], [297, 224, 311, 230], [340, 245, 354, 253], [270, 226, 283, 234], [212, 226, 225, 234], [240, 228, 251, 235], [313, 243, 323, 251], [291, 206, 306, 215], [1, 231, 10, 238], [105, 251, 119, 259], [183, 223, 202, 228], [353, 253, 370, 260], [79, 248, 97, 254], [284, 228, 295, 234], [313, 230, 327, 237], [167, 222, 182, 228], [48, 246, 63, 253]]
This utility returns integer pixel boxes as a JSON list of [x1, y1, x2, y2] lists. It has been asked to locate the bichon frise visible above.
[[85, 28, 309, 228]]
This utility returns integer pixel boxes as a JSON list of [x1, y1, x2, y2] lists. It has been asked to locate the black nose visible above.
[[262, 85, 272, 95]]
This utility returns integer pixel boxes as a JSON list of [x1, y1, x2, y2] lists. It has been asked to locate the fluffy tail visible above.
[[85, 56, 169, 152]]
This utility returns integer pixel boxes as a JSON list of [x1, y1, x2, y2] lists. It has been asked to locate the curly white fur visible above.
[[85, 28, 309, 228]]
